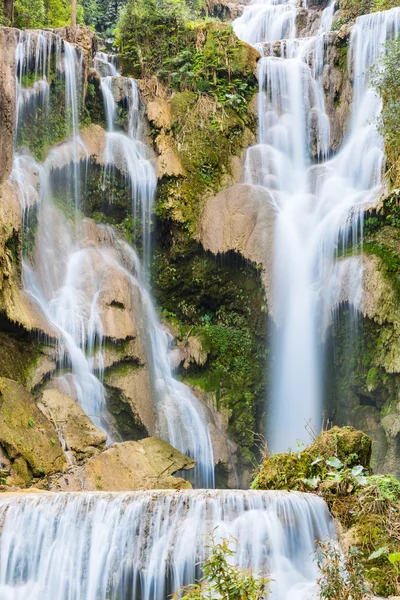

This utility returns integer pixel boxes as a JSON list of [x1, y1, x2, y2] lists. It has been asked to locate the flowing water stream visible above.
[[234, 1, 400, 452], [0, 490, 333, 599]]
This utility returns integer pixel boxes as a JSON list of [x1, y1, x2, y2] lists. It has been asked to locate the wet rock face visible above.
[[0, 28, 17, 187], [199, 183, 274, 311], [51, 437, 195, 491], [322, 28, 354, 153]]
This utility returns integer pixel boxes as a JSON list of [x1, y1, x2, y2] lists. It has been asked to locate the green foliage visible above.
[[331, 17, 348, 30], [81, 0, 127, 35], [153, 232, 267, 462], [27, 417, 35, 427], [334, 0, 400, 27], [371, 36, 400, 181], [13, 0, 84, 28], [316, 540, 372, 600], [117, 0, 257, 112], [367, 474, 400, 501], [14, 0, 45, 28], [173, 537, 270, 600]]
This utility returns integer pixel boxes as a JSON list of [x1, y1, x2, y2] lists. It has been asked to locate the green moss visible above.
[[337, 44, 348, 73], [0, 378, 66, 484], [17, 73, 70, 161], [152, 227, 267, 462], [83, 74, 106, 128], [118, 0, 258, 233], [22, 206, 38, 258], [0, 329, 43, 386], [366, 367, 380, 391], [156, 93, 256, 232]]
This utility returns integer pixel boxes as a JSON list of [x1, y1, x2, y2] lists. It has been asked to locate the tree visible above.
[[71, 0, 76, 25], [173, 537, 270, 600], [3, 0, 14, 22], [14, 0, 45, 27]]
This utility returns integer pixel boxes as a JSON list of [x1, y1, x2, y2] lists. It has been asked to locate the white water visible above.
[[234, 2, 400, 452], [0, 490, 333, 599], [95, 54, 215, 487], [10, 35, 215, 487], [13, 31, 116, 440]]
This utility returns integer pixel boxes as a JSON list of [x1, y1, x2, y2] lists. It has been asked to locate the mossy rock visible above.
[[253, 451, 314, 490], [253, 427, 399, 596], [0, 378, 66, 484], [309, 426, 372, 468], [254, 426, 372, 490], [0, 331, 41, 385]]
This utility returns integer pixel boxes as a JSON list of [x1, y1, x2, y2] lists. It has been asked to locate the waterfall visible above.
[[0, 490, 333, 599], [95, 55, 215, 488], [9, 32, 215, 489], [12, 31, 116, 441], [233, 3, 400, 452]]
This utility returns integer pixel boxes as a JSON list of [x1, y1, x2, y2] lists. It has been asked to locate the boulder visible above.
[[255, 426, 372, 490], [38, 389, 107, 463], [0, 378, 67, 485], [51, 438, 195, 491]]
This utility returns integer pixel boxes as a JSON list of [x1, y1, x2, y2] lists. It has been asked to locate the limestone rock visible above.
[[104, 367, 155, 435], [0, 378, 67, 485], [199, 183, 275, 308], [38, 389, 107, 462], [154, 131, 185, 178], [54, 25, 96, 87], [177, 335, 208, 369], [0, 28, 18, 186], [51, 438, 195, 491], [146, 98, 172, 130]]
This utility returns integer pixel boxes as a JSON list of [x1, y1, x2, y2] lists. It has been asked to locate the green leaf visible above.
[[301, 476, 320, 489], [351, 465, 364, 477], [311, 457, 323, 466], [325, 457, 343, 470], [388, 552, 400, 564], [368, 547, 388, 560]]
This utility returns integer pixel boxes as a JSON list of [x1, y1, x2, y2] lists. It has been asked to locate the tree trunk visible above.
[[3, 0, 14, 23], [71, 0, 77, 27]]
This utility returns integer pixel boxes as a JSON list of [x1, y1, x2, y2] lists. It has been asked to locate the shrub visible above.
[[173, 536, 270, 600], [316, 540, 372, 600]]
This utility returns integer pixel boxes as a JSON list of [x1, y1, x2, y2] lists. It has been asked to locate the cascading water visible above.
[[10, 33, 215, 487], [13, 31, 116, 441], [0, 490, 333, 599], [1, 19, 341, 600], [95, 54, 215, 487], [233, 2, 400, 452]]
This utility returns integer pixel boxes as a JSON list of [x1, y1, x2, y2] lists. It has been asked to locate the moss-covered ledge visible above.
[[118, 0, 260, 233]]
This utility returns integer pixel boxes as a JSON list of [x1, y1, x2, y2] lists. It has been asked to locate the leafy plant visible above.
[[27, 417, 36, 427], [371, 36, 400, 181], [316, 540, 372, 600], [173, 536, 270, 600]]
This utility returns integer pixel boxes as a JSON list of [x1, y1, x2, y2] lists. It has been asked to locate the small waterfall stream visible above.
[[0, 490, 333, 599], [233, 2, 400, 452], [94, 54, 215, 487]]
